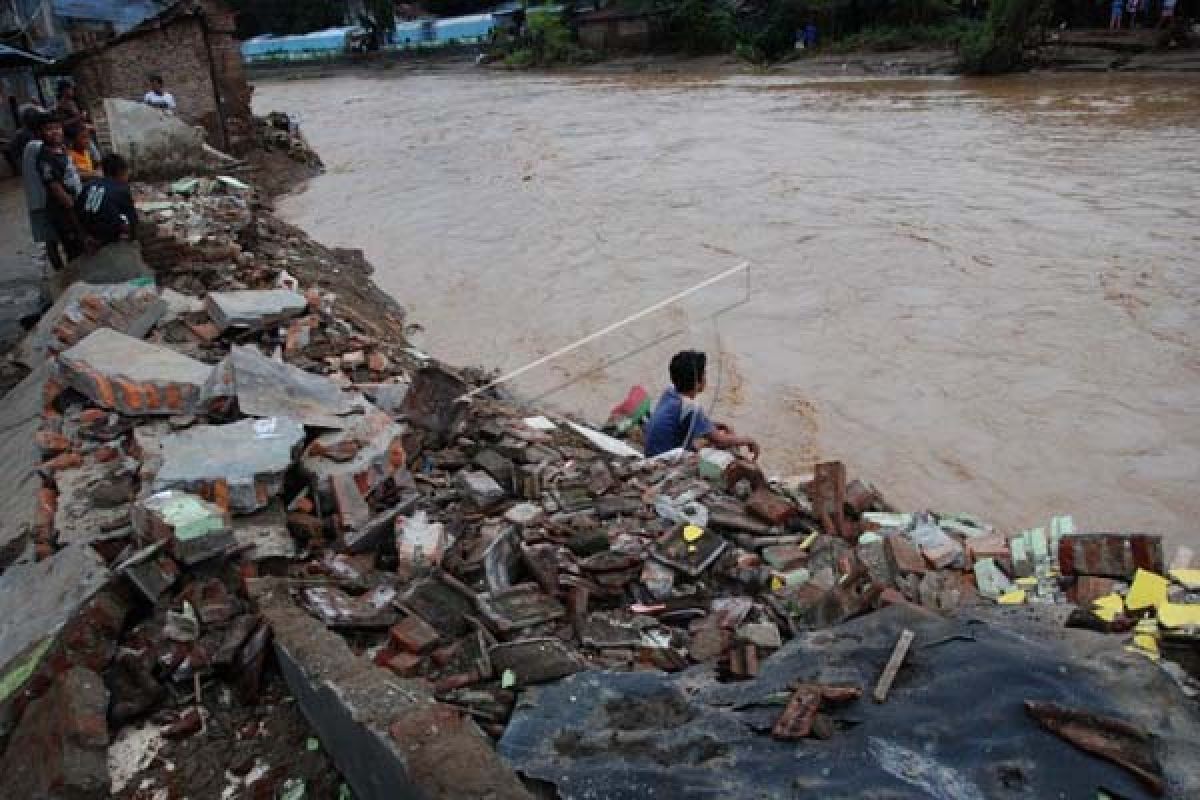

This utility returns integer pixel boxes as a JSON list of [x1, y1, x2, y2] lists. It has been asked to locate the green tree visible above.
[[959, 0, 1049, 73], [228, 0, 346, 37]]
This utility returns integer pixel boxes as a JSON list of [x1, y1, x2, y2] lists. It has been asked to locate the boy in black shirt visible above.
[[76, 154, 137, 246]]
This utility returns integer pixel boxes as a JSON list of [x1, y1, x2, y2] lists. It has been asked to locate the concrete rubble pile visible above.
[[0, 174, 1198, 800]]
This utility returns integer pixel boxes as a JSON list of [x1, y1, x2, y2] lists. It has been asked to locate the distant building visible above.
[[45, 1, 253, 153], [575, 7, 668, 53]]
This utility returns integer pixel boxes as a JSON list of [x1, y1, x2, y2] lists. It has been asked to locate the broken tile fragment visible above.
[[133, 490, 235, 565]]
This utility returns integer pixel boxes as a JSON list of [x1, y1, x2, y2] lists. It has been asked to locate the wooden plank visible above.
[[873, 629, 915, 703]]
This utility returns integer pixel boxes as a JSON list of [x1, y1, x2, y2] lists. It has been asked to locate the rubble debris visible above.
[[1024, 701, 1164, 796], [153, 417, 306, 512], [772, 683, 862, 740], [0, 666, 109, 799], [206, 289, 307, 333], [490, 638, 584, 687], [16, 282, 166, 369]]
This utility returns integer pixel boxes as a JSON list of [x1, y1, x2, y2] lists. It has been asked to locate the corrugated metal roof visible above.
[[51, 0, 170, 30]]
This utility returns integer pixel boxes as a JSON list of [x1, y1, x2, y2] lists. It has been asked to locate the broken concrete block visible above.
[[53, 459, 137, 547], [250, 579, 532, 800], [301, 411, 405, 507], [504, 502, 544, 527], [232, 502, 297, 562], [886, 534, 927, 575], [745, 488, 799, 527], [16, 282, 167, 369], [0, 546, 111, 734], [302, 586, 397, 629], [974, 558, 1014, 600], [154, 417, 306, 513], [0, 666, 109, 799], [456, 469, 506, 509], [229, 345, 364, 429], [206, 289, 307, 332], [56, 328, 213, 415], [115, 543, 180, 603], [133, 490, 234, 565], [400, 578, 477, 638], [473, 449, 515, 492]]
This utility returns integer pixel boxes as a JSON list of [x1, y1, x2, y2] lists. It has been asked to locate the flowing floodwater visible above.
[[256, 70, 1200, 545]]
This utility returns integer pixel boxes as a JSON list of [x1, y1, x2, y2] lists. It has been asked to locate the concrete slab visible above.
[[53, 459, 137, 547], [250, 578, 531, 800], [0, 545, 111, 730], [57, 328, 213, 416], [133, 490, 235, 565], [229, 344, 362, 429], [206, 289, 307, 333], [0, 365, 49, 568], [153, 417, 306, 514]]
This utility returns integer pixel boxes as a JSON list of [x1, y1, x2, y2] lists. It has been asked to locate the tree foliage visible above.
[[959, 0, 1049, 73], [228, 0, 345, 38]]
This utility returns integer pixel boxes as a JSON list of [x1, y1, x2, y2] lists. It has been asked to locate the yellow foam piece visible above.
[[1091, 594, 1124, 623], [1169, 568, 1200, 591], [998, 589, 1026, 605], [683, 525, 704, 542], [1125, 642, 1160, 662], [1015, 577, 1037, 589], [771, 575, 785, 592], [1131, 634, 1159, 657], [1126, 569, 1169, 611], [1157, 602, 1200, 629], [799, 532, 818, 550]]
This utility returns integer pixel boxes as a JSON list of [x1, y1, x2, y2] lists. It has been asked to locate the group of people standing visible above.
[[6, 77, 163, 271], [1110, 0, 1177, 30]]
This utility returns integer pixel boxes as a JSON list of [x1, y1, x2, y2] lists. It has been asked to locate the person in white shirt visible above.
[[143, 76, 176, 113]]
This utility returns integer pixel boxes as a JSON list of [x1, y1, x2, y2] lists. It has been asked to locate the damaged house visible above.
[[44, 0, 253, 153]]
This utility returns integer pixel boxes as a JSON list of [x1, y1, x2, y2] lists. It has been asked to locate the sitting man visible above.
[[643, 349, 760, 460], [76, 153, 137, 246]]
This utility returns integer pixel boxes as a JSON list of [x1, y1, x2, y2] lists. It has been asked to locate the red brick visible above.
[[390, 615, 440, 654], [385, 653, 424, 679], [886, 535, 927, 575]]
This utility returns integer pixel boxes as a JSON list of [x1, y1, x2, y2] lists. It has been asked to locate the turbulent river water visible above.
[[256, 70, 1200, 546]]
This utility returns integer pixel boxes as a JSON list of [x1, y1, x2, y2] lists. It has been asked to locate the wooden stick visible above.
[[873, 629, 915, 703]]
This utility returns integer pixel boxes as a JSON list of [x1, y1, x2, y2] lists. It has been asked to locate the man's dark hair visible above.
[[669, 350, 707, 394], [101, 153, 128, 178], [63, 122, 84, 142], [149, 74, 163, 85], [56, 79, 73, 97]]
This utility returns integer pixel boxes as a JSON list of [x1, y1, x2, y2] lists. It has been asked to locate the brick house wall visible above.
[[68, 1, 253, 153]]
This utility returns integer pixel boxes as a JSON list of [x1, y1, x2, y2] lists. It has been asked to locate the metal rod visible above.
[[461, 261, 750, 400]]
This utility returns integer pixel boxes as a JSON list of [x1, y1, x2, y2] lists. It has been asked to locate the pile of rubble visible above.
[[1, 173, 1198, 800]]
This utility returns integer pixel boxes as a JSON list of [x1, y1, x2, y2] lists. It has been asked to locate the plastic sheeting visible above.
[[500, 605, 1200, 799]]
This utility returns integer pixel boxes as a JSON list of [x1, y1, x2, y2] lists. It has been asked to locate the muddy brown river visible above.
[[256, 70, 1200, 547]]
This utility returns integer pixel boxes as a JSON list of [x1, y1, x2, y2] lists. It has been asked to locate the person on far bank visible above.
[[76, 153, 138, 247], [643, 350, 760, 460], [143, 76, 176, 113], [1110, 0, 1124, 29]]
